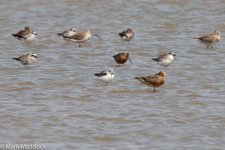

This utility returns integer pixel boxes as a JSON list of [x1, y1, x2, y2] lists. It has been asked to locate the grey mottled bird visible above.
[[13, 53, 38, 66]]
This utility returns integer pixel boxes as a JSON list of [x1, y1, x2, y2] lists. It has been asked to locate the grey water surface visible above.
[[0, 0, 225, 149]]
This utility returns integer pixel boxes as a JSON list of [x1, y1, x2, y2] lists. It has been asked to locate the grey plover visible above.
[[152, 51, 176, 67], [13, 53, 38, 66]]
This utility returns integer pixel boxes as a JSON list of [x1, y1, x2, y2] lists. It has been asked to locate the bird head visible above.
[[31, 53, 38, 58], [168, 52, 176, 57]]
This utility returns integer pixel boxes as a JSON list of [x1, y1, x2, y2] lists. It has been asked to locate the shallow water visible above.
[[0, 0, 225, 149]]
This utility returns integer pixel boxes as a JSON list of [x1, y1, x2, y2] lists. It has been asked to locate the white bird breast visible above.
[[25, 33, 37, 41], [159, 55, 174, 66], [98, 73, 114, 83]]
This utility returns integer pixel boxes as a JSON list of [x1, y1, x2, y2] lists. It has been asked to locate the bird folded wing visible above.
[[94, 71, 107, 77]]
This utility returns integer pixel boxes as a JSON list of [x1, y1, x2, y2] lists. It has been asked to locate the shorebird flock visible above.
[[11, 26, 221, 92]]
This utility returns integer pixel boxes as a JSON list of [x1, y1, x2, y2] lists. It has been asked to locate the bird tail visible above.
[[135, 77, 144, 83], [135, 77, 148, 85], [152, 58, 158, 61], [12, 34, 24, 39], [57, 33, 62, 37], [12, 34, 19, 38], [12, 58, 19, 61], [193, 37, 200, 39]]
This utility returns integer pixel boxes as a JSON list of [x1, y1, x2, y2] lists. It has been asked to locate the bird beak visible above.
[[34, 33, 39, 38], [173, 54, 176, 56], [128, 58, 133, 64], [33, 32, 38, 35], [94, 34, 102, 40]]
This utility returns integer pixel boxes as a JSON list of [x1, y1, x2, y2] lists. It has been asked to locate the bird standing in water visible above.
[[112, 52, 133, 65], [193, 31, 220, 48], [135, 71, 166, 92], [64, 29, 102, 47], [152, 51, 176, 67], [119, 29, 134, 44], [94, 69, 115, 85], [12, 26, 38, 42], [13, 53, 38, 67]]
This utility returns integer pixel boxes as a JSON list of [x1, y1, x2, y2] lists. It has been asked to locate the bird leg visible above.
[[128, 58, 133, 64], [94, 34, 102, 40]]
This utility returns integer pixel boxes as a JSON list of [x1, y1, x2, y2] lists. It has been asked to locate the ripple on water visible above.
[[0, 0, 225, 149]]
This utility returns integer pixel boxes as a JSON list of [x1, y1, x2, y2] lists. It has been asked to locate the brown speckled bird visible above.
[[135, 71, 166, 92], [112, 52, 133, 65]]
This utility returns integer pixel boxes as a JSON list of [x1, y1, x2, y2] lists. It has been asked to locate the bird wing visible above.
[[135, 76, 153, 86], [146, 74, 165, 87], [67, 32, 86, 41], [136, 72, 165, 87], [117, 53, 128, 59], [119, 31, 126, 37], [12, 30, 29, 39], [24, 26, 31, 33], [14, 54, 29, 64], [158, 53, 169, 61], [122, 53, 129, 59], [94, 71, 107, 77], [198, 35, 214, 42], [153, 52, 167, 62], [19, 54, 29, 62], [57, 30, 68, 36]]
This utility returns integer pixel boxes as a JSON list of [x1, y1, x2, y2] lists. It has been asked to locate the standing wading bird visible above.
[[64, 29, 102, 47], [112, 52, 133, 65], [119, 29, 134, 43], [193, 31, 220, 48], [13, 53, 38, 67], [12, 26, 37, 42], [94, 69, 115, 85], [152, 51, 176, 67], [135, 71, 166, 92], [57, 28, 77, 39]]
